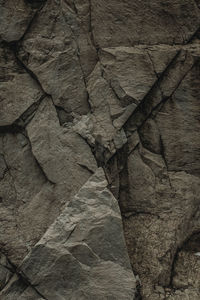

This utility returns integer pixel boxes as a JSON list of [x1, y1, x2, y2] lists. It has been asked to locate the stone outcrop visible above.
[[0, 0, 200, 299], [0, 169, 136, 299]]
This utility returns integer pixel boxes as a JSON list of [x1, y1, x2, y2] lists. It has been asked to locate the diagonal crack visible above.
[[11, 43, 49, 97], [77, 163, 95, 174], [2, 42, 63, 128], [0, 95, 46, 132], [123, 50, 181, 130], [125, 50, 197, 132], [25, 132, 56, 185], [2, 40, 50, 101], [1, 1, 46, 45], [60, 7, 93, 111], [186, 25, 200, 44], [14, 94, 46, 127], [0, 251, 47, 299]]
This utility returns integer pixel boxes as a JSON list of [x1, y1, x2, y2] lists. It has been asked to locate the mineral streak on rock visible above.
[[0, 0, 200, 299]]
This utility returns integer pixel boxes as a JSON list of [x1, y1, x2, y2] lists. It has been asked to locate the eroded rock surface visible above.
[[0, 0, 200, 299], [1, 169, 136, 299]]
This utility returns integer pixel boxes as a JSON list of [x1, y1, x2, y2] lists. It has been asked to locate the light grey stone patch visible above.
[[17, 168, 136, 300]]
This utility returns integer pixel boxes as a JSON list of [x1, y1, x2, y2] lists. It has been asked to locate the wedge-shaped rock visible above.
[[27, 97, 97, 189], [0, 96, 97, 266], [17, 168, 136, 299]]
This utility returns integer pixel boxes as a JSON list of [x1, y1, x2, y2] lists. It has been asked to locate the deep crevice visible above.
[[125, 51, 197, 134], [123, 50, 181, 131]]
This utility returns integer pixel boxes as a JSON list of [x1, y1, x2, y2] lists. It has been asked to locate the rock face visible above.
[[0, 169, 136, 299], [0, 0, 200, 299]]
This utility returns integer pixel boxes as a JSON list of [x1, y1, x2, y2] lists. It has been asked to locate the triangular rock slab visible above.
[[18, 168, 136, 299]]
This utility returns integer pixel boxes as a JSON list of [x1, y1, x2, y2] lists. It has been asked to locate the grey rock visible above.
[[0, 46, 43, 126], [2, 169, 136, 299], [155, 59, 200, 176], [1, 1, 200, 299], [122, 45, 200, 299], [26, 96, 97, 186], [19, 0, 90, 114], [0, 96, 97, 266], [100, 46, 176, 103], [0, 0, 35, 42], [0, 274, 43, 300], [0, 253, 14, 291], [91, 0, 200, 47]]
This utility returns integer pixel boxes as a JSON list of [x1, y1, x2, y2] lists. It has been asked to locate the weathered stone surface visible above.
[[0, 274, 43, 300], [1, 169, 136, 299], [19, 0, 91, 114], [154, 59, 200, 176], [0, 132, 48, 265], [0, 253, 14, 291], [26, 96, 97, 186], [1, 1, 200, 299], [0, 96, 97, 266], [0, 0, 35, 42], [99, 46, 177, 103], [0, 45, 43, 126], [122, 45, 200, 299], [73, 62, 128, 161], [91, 0, 200, 47]]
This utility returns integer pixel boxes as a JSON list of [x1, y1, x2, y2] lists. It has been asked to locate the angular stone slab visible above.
[[18, 168, 136, 299]]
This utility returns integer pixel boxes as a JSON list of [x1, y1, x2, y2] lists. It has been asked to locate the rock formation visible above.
[[0, 0, 200, 299]]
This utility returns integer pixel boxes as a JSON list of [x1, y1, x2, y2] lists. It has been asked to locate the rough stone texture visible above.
[[91, 0, 200, 47], [18, 0, 92, 115], [0, 0, 36, 42], [0, 96, 97, 266], [122, 46, 200, 299], [1, 169, 136, 299], [0, 253, 14, 291], [0, 45, 43, 126], [0, 0, 200, 299]]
